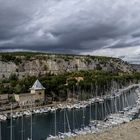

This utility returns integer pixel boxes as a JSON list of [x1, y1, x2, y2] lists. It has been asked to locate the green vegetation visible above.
[[0, 52, 136, 101], [0, 52, 118, 64], [0, 70, 140, 101], [0, 52, 46, 57], [0, 54, 22, 65]]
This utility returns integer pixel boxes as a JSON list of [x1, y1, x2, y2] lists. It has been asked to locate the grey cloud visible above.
[[1, 0, 140, 62]]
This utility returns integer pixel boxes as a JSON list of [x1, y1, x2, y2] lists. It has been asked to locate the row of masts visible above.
[[8, 103, 33, 140], [0, 83, 139, 140], [52, 84, 138, 138]]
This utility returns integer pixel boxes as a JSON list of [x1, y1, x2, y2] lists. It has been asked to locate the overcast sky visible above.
[[0, 0, 140, 63]]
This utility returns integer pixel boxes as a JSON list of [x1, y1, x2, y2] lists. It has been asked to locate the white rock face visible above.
[[0, 61, 17, 78], [0, 55, 134, 79]]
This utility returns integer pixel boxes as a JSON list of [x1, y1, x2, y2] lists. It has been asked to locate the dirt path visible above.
[[65, 119, 140, 140]]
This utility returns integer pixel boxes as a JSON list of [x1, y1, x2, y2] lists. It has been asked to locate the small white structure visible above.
[[30, 79, 45, 94], [14, 80, 45, 106]]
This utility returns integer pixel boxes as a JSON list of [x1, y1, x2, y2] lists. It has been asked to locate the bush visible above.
[[9, 73, 18, 81]]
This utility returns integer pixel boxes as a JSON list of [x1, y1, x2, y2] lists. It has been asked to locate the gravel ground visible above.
[[65, 119, 140, 140]]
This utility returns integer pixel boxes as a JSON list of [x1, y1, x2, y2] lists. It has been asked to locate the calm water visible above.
[[1, 90, 138, 140]]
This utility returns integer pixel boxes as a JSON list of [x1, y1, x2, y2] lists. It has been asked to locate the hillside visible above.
[[0, 52, 134, 79]]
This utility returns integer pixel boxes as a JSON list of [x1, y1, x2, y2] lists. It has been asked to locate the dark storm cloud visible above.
[[1, 0, 140, 62]]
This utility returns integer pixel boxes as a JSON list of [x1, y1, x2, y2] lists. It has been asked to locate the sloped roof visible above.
[[30, 79, 45, 90]]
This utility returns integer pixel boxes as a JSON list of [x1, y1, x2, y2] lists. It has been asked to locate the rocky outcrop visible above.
[[0, 54, 134, 79]]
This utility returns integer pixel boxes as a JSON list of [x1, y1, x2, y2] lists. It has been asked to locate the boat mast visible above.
[[65, 112, 71, 132], [101, 92, 104, 120], [104, 84, 107, 118], [125, 92, 129, 107], [64, 108, 66, 133], [72, 86, 75, 132], [10, 104, 13, 140], [118, 91, 121, 111], [114, 94, 117, 113], [111, 92, 114, 114], [21, 106, 24, 140], [89, 102, 92, 123], [95, 82, 98, 121], [82, 91, 85, 129], [72, 108, 75, 132], [104, 96, 107, 118], [111, 80, 114, 114], [30, 101, 33, 140], [122, 91, 125, 109], [54, 104, 57, 136], [89, 83, 92, 123], [0, 120, 1, 140]]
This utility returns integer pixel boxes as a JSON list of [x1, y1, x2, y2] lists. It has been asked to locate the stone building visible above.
[[14, 79, 45, 106]]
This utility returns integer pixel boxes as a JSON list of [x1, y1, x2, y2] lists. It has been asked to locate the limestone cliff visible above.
[[0, 53, 134, 79]]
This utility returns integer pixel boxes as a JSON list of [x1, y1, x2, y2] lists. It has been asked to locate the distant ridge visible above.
[[0, 52, 134, 79]]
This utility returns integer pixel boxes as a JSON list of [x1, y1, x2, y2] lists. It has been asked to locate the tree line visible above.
[[0, 70, 140, 101]]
